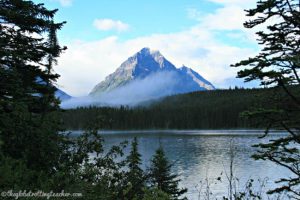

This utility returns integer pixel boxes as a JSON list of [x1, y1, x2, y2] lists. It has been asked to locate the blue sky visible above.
[[33, 0, 259, 96], [35, 0, 221, 42]]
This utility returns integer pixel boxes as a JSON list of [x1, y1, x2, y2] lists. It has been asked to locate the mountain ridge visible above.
[[55, 88, 72, 101], [90, 47, 215, 97]]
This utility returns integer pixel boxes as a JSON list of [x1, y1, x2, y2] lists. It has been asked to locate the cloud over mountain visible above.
[[54, 2, 259, 96], [61, 48, 215, 108]]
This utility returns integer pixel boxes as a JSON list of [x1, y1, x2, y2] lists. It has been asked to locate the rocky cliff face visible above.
[[89, 47, 215, 97]]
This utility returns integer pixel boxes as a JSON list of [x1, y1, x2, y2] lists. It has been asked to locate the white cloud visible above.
[[197, 2, 260, 44], [93, 19, 129, 32], [201, 6, 246, 30], [54, 2, 259, 97], [187, 8, 203, 21], [55, 29, 257, 96], [61, 71, 179, 108], [53, 0, 72, 7]]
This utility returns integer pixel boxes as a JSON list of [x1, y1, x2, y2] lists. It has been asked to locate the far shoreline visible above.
[[65, 129, 287, 136]]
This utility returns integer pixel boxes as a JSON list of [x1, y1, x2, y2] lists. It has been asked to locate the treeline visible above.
[[62, 88, 273, 130], [0, 1, 187, 199]]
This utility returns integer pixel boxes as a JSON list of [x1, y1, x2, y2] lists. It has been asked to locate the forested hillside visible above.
[[62, 88, 273, 130]]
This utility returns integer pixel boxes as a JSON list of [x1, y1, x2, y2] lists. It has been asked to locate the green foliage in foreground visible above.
[[149, 146, 187, 200], [125, 137, 146, 199], [1, 0, 299, 199], [0, 1, 182, 199], [0, 0, 65, 174], [232, 0, 300, 198], [62, 87, 276, 130], [0, 129, 184, 200]]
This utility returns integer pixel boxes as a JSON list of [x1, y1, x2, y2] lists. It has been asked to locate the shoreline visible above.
[[65, 129, 287, 136]]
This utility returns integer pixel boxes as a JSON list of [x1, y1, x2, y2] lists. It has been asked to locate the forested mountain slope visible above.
[[62, 88, 274, 130]]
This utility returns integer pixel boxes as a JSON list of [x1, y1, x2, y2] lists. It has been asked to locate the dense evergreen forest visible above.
[[0, 1, 187, 199], [62, 88, 274, 130], [1, 0, 299, 199]]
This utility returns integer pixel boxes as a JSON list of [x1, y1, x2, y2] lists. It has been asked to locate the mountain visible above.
[[55, 88, 72, 101], [89, 47, 215, 97], [35, 76, 71, 101]]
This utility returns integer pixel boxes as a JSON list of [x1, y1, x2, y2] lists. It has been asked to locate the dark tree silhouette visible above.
[[125, 137, 145, 199], [0, 0, 66, 173], [149, 146, 187, 200], [0, 2, 187, 199], [232, 0, 300, 197]]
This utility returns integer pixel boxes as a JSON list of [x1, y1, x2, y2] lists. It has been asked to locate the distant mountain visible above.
[[35, 76, 71, 101], [89, 47, 215, 97], [55, 88, 71, 101]]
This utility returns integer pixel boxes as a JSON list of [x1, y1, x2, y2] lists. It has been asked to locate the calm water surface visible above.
[[73, 130, 293, 199]]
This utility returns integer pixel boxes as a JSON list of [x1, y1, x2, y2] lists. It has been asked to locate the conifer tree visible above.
[[0, 0, 66, 173], [232, 0, 300, 197], [149, 146, 187, 200], [125, 137, 145, 199], [0, 2, 130, 200]]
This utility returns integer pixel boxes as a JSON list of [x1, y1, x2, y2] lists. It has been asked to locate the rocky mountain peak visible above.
[[89, 48, 215, 96]]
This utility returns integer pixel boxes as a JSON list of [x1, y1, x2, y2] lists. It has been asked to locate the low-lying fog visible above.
[[61, 71, 181, 109]]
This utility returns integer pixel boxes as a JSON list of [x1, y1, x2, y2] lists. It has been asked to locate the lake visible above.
[[72, 130, 293, 199]]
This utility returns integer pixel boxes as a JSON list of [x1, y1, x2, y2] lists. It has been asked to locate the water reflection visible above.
[[88, 130, 292, 199]]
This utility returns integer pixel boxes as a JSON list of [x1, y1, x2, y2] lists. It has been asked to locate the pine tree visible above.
[[0, 0, 65, 173], [0, 2, 135, 200], [149, 146, 187, 200], [232, 0, 300, 197], [125, 137, 145, 199]]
